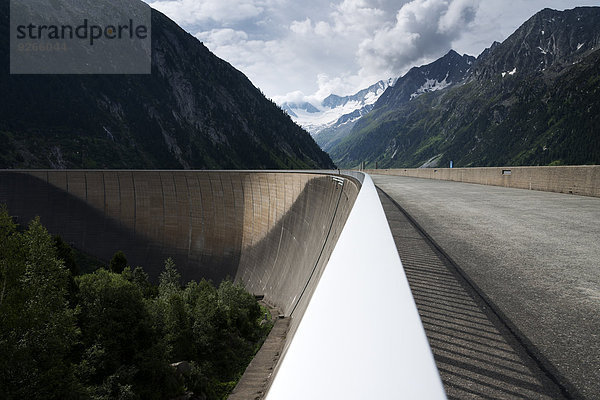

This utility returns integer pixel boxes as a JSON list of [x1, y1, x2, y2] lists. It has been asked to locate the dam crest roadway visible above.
[[372, 172, 600, 400]]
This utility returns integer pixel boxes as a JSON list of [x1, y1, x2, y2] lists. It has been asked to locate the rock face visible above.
[[473, 8, 600, 79], [377, 50, 475, 108], [0, 0, 333, 169], [328, 7, 600, 169]]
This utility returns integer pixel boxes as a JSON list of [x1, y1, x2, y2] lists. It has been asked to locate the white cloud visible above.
[[357, 0, 479, 78], [196, 29, 248, 46], [330, 0, 387, 35], [439, 0, 479, 34], [276, 90, 310, 104], [146, 0, 269, 25], [290, 18, 313, 35], [145, 0, 599, 102], [314, 21, 332, 36]]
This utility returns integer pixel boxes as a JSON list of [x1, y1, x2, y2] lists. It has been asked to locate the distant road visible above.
[[373, 174, 600, 400]]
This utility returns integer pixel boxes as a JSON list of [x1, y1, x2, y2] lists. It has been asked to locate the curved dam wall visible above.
[[0, 170, 359, 324], [0, 170, 446, 399]]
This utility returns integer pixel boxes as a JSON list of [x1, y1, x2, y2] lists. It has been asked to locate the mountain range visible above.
[[327, 7, 600, 169], [281, 79, 393, 144], [0, 0, 333, 170]]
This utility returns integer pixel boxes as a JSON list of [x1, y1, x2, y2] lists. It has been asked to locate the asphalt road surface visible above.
[[373, 174, 600, 400]]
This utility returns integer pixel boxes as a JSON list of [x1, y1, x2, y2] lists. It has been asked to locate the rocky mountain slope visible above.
[[316, 52, 475, 154], [0, 0, 333, 169], [329, 7, 600, 169], [376, 50, 476, 108]]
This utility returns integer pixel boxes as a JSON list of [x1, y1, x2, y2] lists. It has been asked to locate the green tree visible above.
[[159, 257, 181, 295], [0, 205, 20, 308], [211, 280, 264, 380], [153, 259, 193, 362], [76, 269, 179, 399], [0, 208, 81, 399], [0, 206, 272, 400], [53, 235, 79, 276], [52, 235, 79, 304], [109, 251, 128, 274], [122, 265, 157, 299]]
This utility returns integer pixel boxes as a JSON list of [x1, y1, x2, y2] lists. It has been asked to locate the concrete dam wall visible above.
[[366, 165, 600, 197], [0, 170, 445, 399], [0, 170, 358, 322]]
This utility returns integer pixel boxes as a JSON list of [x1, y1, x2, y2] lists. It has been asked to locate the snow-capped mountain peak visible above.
[[280, 102, 320, 118], [322, 79, 391, 109], [280, 78, 394, 135]]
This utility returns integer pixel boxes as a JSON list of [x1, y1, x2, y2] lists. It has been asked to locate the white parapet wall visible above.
[[266, 173, 446, 399], [366, 165, 600, 198]]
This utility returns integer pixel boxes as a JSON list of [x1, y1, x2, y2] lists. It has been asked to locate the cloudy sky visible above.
[[143, 0, 597, 103]]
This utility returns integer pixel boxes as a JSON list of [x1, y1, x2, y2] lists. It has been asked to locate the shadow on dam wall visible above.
[[0, 170, 360, 334]]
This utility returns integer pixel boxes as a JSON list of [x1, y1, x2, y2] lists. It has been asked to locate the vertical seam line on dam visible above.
[[132, 172, 137, 236], [102, 172, 106, 216], [185, 174, 192, 260], [160, 172, 166, 246], [117, 173, 122, 229]]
